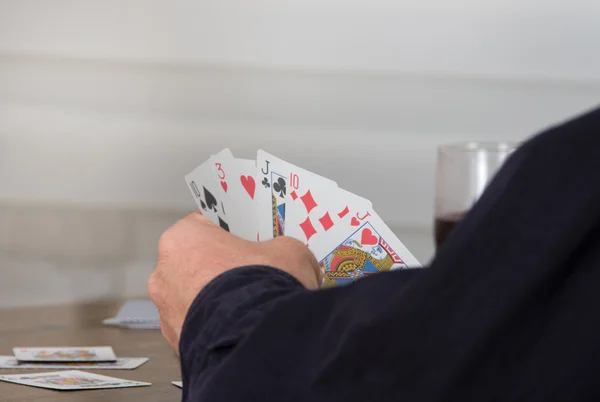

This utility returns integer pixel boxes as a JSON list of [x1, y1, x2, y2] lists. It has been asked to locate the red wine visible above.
[[435, 212, 467, 248]]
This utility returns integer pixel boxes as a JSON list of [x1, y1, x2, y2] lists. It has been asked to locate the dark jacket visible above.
[[180, 105, 600, 402]]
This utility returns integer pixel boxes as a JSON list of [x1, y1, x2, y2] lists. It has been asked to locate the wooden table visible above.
[[0, 300, 182, 401]]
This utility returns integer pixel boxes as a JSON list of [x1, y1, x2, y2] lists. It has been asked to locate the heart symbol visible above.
[[240, 175, 256, 199], [350, 217, 360, 227], [361, 228, 378, 245], [220, 181, 228, 193]]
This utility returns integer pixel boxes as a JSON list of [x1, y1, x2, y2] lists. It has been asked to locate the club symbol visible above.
[[273, 177, 286, 198], [261, 177, 270, 188]]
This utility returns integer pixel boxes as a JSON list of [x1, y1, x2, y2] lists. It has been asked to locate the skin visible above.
[[148, 212, 322, 355]]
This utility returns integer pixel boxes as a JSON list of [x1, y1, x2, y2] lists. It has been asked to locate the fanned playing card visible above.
[[255, 150, 336, 241], [210, 156, 259, 241], [0, 356, 148, 370], [285, 182, 372, 247], [185, 148, 422, 287], [185, 148, 233, 231], [310, 210, 422, 287], [13, 347, 117, 363], [0, 370, 151, 390]]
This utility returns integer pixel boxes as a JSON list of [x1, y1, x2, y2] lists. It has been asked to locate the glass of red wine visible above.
[[434, 141, 518, 249]]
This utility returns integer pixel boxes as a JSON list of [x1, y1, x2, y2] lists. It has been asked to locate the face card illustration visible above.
[[285, 183, 372, 248], [256, 150, 337, 241], [0, 356, 148, 370], [13, 347, 117, 363], [0, 370, 151, 390], [185, 148, 233, 231], [310, 210, 422, 287], [210, 157, 259, 241]]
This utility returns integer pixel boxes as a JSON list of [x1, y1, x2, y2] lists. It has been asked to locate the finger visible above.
[[187, 210, 214, 224], [184, 210, 203, 219], [314, 261, 324, 285], [160, 318, 180, 356]]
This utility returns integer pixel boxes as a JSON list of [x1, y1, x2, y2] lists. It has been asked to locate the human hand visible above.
[[147, 212, 321, 354]]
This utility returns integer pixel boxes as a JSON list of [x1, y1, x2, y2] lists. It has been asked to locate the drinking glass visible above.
[[434, 141, 518, 248]]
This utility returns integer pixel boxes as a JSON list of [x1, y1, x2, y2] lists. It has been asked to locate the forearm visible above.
[[179, 265, 306, 398], [178, 265, 423, 402]]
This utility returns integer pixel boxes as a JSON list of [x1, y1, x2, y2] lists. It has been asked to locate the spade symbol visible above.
[[261, 177, 270, 189], [203, 186, 218, 212], [200, 200, 207, 211], [273, 177, 286, 198]]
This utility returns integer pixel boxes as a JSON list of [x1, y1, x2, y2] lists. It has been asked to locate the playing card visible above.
[[185, 148, 233, 231], [102, 299, 160, 329], [285, 182, 372, 247], [172, 381, 183, 388], [13, 347, 117, 363], [310, 210, 421, 287], [210, 156, 259, 241], [0, 356, 148, 370], [0, 370, 151, 390], [256, 150, 336, 241]]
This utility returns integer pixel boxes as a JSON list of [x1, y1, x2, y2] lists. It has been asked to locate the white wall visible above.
[[2, 0, 600, 80], [1, 0, 599, 228]]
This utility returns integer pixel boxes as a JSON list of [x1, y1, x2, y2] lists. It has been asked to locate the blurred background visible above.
[[1, 0, 599, 308]]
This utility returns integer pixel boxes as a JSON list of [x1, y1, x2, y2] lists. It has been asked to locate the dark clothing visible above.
[[180, 105, 600, 402]]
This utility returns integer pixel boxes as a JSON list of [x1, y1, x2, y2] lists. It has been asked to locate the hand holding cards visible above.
[[186, 149, 421, 287]]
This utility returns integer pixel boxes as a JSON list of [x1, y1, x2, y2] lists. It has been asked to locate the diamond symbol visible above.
[[338, 206, 350, 219], [299, 217, 317, 241], [319, 212, 334, 231], [300, 190, 318, 214], [291, 191, 298, 201]]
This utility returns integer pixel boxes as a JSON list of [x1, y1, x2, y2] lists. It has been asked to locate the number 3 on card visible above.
[[215, 163, 225, 180]]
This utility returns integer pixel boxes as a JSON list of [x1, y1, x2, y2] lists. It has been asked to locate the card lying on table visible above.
[[0, 370, 151, 391], [185, 149, 422, 288], [13, 347, 117, 363], [0, 356, 148, 370], [102, 299, 160, 329]]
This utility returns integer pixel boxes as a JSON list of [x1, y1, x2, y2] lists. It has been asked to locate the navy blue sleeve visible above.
[[178, 265, 307, 400], [178, 264, 422, 402]]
